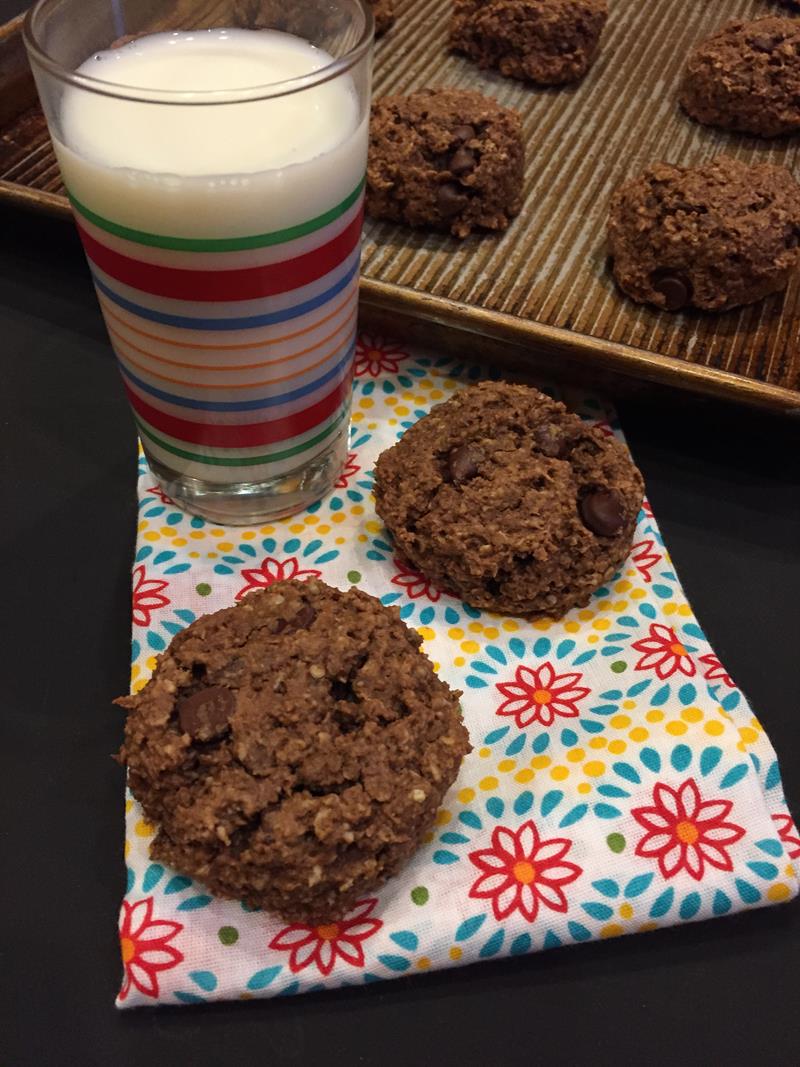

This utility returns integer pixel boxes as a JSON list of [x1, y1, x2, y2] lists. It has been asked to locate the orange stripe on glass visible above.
[[105, 305, 356, 374], [97, 286, 354, 352], [113, 329, 353, 390]]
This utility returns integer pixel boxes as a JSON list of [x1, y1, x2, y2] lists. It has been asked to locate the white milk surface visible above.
[[56, 29, 366, 237]]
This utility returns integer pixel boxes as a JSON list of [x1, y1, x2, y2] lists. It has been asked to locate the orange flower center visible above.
[[316, 923, 340, 941], [368, 350, 382, 362], [533, 689, 552, 705], [513, 861, 537, 885], [676, 820, 699, 845], [670, 642, 687, 657], [120, 937, 136, 964]]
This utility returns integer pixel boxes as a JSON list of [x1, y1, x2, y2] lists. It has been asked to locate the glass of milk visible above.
[[24, 0, 373, 524]]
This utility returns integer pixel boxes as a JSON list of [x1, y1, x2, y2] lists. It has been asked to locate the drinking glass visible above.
[[25, 0, 373, 523]]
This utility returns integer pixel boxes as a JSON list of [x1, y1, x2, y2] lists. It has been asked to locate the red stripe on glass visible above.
[[76, 210, 363, 303]]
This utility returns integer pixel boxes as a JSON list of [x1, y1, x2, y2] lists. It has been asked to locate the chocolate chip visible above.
[[785, 225, 800, 250], [437, 182, 468, 219], [751, 34, 778, 53], [447, 443, 483, 483], [177, 685, 234, 740], [651, 271, 692, 311], [534, 424, 570, 458], [292, 603, 317, 629], [449, 146, 476, 176], [579, 489, 625, 537], [452, 124, 475, 142]]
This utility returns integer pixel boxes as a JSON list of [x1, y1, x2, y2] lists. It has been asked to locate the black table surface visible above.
[[2, 18, 800, 1062]]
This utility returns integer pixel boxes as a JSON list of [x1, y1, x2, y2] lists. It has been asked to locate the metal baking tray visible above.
[[2, 1, 799, 411]]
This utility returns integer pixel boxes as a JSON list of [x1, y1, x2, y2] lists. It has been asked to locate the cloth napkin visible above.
[[118, 333, 799, 1008]]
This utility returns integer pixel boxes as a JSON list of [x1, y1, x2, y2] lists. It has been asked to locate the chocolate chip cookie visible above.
[[233, 0, 389, 41], [373, 382, 644, 620], [117, 579, 470, 923], [608, 156, 800, 312], [367, 88, 524, 238], [680, 17, 800, 137], [370, 0, 395, 36], [450, 0, 608, 85]]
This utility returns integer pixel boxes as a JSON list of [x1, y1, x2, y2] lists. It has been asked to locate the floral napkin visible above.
[[118, 333, 799, 1008]]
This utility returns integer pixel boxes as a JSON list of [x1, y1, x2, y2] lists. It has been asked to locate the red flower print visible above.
[[335, 452, 361, 489], [269, 898, 382, 977], [354, 333, 408, 377], [468, 821, 582, 923], [390, 557, 442, 602], [235, 556, 322, 601], [131, 564, 170, 628], [631, 538, 661, 584], [632, 778, 745, 881], [699, 653, 734, 689], [118, 897, 183, 1002], [495, 661, 590, 728], [773, 813, 800, 860], [146, 485, 175, 506], [642, 499, 654, 518], [632, 623, 695, 680]]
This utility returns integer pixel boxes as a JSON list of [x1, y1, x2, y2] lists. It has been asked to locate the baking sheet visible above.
[[2, 1, 799, 410]]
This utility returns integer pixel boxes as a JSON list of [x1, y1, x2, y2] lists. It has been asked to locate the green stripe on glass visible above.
[[67, 177, 365, 253], [135, 406, 347, 467]]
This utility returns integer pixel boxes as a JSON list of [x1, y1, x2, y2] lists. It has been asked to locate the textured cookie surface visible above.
[[367, 88, 524, 238], [373, 382, 644, 620], [118, 580, 469, 923], [608, 156, 800, 312], [449, 0, 608, 85], [680, 17, 800, 137], [232, 0, 390, 40]]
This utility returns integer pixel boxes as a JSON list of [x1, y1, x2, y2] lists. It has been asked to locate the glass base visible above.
[[144, 427, 349, 526]]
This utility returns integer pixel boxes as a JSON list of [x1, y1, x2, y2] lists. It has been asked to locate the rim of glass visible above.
[[23, 0, 373, 105]]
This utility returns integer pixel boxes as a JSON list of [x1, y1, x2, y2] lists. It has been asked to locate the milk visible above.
[[57, 29, 366, 233], [52, 29, 368, 490]]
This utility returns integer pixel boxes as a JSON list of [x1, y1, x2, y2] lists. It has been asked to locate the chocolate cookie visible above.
[[373, 382, 644, 620], [608, 156, 800, 312], [370, 0, 395, 36], [232, 0, 388, 41], [449, 0, 608, 85], [367, 88, 524, 238], [680, 17, 800, 137], [117, 580, 470, 923]]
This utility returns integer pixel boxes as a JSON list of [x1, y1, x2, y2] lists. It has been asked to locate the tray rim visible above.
[[2, 9, 798, 416], [4, 178, 798, 414]]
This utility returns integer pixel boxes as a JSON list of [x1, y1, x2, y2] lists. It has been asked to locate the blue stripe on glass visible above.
[[93, 258, 359, 331], [120, 342, 354, 412]]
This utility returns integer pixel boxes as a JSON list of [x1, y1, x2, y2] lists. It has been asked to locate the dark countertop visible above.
[[2, 12, 799, 1061]]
